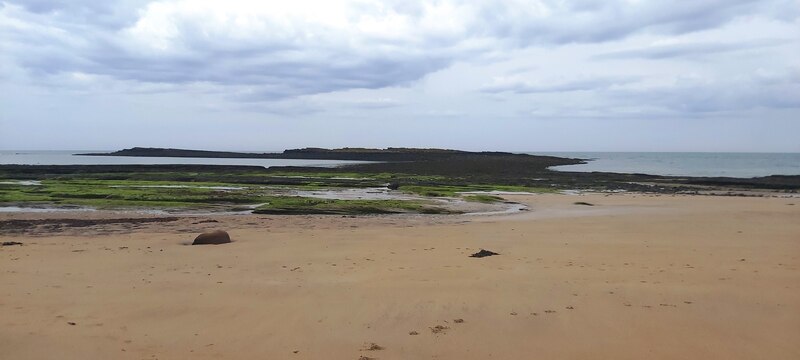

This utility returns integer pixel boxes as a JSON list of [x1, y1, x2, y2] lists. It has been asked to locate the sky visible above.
[[1, 0, 799, 152]]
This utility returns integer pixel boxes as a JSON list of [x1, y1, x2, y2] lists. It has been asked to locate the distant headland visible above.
[[79, 147, 585, 164]]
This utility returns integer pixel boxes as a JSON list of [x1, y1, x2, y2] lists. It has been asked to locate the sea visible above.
[[1, 150, 799, 178], [539, 152, 800, 178], [0, 150, 366, 168]]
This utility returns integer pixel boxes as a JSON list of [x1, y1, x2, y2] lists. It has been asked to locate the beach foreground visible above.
[[2, 193, 798, 359]]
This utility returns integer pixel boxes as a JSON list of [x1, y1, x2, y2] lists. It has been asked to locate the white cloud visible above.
[[1, 0, 799, 151], [4, 0, 796, 99]]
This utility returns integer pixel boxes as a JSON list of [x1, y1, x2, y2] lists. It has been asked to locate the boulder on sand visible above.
[[192, 230, 231, 245]]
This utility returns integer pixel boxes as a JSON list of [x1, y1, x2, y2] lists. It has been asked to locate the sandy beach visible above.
[[1, 193, 799, 359]]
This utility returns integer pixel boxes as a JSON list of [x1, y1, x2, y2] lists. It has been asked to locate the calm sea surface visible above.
[[540, 152, 800, 178], [0, 151, 366, 168]]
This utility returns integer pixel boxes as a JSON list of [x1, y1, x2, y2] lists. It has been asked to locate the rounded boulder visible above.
[[192, 230, 231, 245]]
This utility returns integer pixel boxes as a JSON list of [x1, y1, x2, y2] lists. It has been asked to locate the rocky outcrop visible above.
[[192, 230, 231, 245]]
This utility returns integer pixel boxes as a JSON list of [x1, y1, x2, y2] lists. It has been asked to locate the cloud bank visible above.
[[1, 0, 798, 151], [4, 0, 796, 98]]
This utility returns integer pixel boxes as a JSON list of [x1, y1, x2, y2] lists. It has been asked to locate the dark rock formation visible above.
[[192, 230, 231, 245], [470, 249, 499, 258]]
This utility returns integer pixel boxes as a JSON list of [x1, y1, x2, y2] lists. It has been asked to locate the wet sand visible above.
[[1, 193, 799, 359]]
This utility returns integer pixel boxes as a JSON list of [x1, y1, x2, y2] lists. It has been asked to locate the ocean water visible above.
[[540, 152, 800, 178], [0, 151, 366, 168]]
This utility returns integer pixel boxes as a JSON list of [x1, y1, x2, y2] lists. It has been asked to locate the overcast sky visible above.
[[1, 0, 798, 152]]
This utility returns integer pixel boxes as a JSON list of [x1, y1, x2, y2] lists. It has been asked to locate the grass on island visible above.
[[1, 169, 450, 189], [0, 179, 454, 215], [252, 196, 455, 215], [0, 170, 549, 213], [0, 180, 264, 209]]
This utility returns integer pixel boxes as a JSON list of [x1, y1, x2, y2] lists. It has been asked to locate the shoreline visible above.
[[2, 190, 797, 235], [2, 186, 798, 218]]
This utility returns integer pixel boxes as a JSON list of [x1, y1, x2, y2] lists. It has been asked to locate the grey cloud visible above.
[[481, 77, 637, 94], [3, 0, 148, 29], [2, 0, 798, 103], [6, 0, 115, 13], [605, 73, 800, 115], [507, 68, 800, 120], [477, 0, 796, 45], [4, 2, 456, 101], [595, 38, 794, 60]]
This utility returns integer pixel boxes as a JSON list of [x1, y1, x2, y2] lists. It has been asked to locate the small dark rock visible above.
[[2, 241, 23, 246], [67, 322, 76, 326], [387, 182, 400, 190], [192, 230, 231, 245], [573, 202, 594, 206], [470, 249, 499, 258], [430, 325, 449, 334]]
